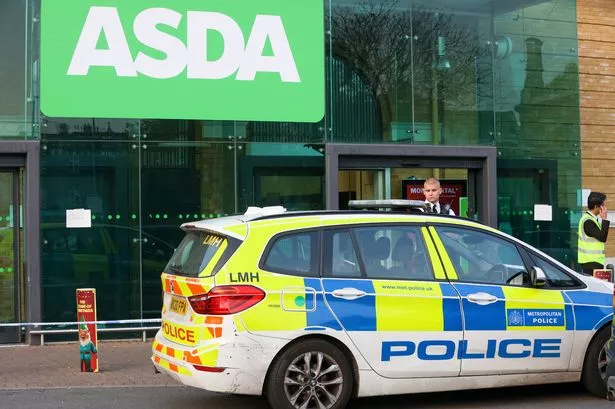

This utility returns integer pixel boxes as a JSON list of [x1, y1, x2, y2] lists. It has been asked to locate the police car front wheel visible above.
[[266, 339, 354, 409], [582, 326, 610, 397]]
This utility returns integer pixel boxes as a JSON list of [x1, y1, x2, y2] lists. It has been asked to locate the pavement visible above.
[[0, 340, 180, 389]]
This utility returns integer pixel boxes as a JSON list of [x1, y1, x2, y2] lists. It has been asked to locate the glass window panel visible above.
[[140, 139, 236, 318], [263, 231, 318, 276], [40, 139, 140, 324], [41, 117, 137, 141], [329, 0, 412, 143], [493, 0, 581, 267], [529, 252, 580, 288], [411, 1, 494, 146], [0, 1, 30, 138], [324, 229, 361, 278]]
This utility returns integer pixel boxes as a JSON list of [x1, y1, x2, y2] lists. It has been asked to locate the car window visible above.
[[323, 229, 361, 278], [353, 226, 434, 281], [263, 231, 318, 277], [165, 232, 227, 277], [323, 225, 434, 281], [529, 253, 580, 288], [435, 226, 529, 286]]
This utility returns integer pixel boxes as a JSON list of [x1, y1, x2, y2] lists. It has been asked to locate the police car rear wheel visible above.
[[582, 326, 609, 397], [266, 340, 353, 409]]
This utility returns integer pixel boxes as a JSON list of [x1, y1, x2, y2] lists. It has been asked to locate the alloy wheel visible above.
[[283, 351, 344, 409]]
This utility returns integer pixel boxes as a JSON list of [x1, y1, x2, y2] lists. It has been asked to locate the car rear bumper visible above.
[[151, 329, 270, 395]]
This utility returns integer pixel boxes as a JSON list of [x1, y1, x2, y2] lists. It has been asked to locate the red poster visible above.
[[593, 269, 612, 282], [402, 179, 467, 216], [76, 288, 99, 373]]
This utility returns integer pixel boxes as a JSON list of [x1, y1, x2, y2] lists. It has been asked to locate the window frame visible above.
[[259, 228, 321, 277]]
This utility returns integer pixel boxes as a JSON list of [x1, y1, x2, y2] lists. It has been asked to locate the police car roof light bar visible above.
[[348, 199, 428, 213]]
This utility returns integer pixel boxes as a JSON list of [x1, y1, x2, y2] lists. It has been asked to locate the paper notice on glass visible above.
[[66, 209, 92, 228], [534, 204, 552, 221]]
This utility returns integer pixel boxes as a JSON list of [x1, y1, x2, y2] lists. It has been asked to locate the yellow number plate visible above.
[[169, 296, 187, 315]]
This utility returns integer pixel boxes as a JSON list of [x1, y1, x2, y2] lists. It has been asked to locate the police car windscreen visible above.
[[164, 232, 226, 277]]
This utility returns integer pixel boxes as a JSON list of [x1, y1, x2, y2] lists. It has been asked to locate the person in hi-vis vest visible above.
[[578, 191, 609, 276]]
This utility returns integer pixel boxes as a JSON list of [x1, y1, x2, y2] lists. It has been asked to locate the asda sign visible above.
[[41, 1, 324, 122]]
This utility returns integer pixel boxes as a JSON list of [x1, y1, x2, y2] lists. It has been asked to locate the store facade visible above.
[[0, 0, 583, 342]]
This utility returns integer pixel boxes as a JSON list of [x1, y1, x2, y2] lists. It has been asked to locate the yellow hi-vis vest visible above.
[[577, 212, 606, 265]]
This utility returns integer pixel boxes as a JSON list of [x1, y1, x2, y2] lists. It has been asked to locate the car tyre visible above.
[[266, 339, 353, 409], [582, 326, 609, 397]]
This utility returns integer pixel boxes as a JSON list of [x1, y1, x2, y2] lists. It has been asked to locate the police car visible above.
[[152, 201, 613, 409]]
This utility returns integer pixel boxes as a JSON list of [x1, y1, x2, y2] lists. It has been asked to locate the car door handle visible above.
[[331, 288, 367, 300], [467, 292, 498, 305]]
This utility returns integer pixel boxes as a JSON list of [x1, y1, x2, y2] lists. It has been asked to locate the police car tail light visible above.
[[188, 285, 265, 315]]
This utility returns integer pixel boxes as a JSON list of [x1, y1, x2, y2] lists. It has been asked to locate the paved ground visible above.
[[1, 383, 614, 409], [1, 341, 614, 409], [0, 340, 178, 388]]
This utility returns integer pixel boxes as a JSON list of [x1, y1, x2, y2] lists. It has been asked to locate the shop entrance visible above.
[[326, 144, 497, 226], [0, 142, 40, 344], [0, 166, 23, 343]]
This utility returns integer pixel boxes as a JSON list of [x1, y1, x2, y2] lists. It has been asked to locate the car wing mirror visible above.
[[530, 266, 547, 287]]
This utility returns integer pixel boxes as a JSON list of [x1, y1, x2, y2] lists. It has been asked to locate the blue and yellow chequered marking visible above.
[[503, 287, 567, 331], [321, 279, 462, 332], [453, 284, 506, 330], [564, 290, 612, 330], [237, 275, 308, 331], [236, 275, 343, 332], [452, 283, 572, 331]]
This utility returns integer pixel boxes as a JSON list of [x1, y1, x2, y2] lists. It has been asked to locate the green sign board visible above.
[[41, 0, 325, 122]]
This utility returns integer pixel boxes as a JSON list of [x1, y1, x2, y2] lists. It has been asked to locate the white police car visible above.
[[152, 202, 613, 409]]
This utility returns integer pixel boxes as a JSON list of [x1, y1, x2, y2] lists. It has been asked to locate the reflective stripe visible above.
[[153, 354, 192, 376], [428, 226, 458, 280], [579, 248, 605, 255]]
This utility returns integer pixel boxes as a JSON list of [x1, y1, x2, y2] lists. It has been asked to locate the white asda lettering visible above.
[[67, 7, 301, 82]]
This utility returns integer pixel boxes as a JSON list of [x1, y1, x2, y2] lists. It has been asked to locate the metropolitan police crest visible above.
[[508, 309, 524, 326]]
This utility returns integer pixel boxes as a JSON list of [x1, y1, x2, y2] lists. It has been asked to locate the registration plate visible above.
[[169, 296, 187, 315]]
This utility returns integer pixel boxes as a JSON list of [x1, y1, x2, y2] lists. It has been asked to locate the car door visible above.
[[321, 223, 463, 379], [429, 225, 574, 376]]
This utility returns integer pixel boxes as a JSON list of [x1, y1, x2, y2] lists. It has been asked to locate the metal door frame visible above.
[[0, 141, 40, 344], [325, 143, 498, 227]]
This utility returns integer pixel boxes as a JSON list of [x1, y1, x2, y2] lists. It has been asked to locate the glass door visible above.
[[0, 169, 21, 343], [338, 169, 386, 209]]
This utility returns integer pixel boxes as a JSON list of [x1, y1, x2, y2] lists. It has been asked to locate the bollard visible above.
[[77, 288, 99, 373]]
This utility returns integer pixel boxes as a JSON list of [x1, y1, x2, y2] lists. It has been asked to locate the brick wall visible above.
[[578, 0, 615, 255]]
